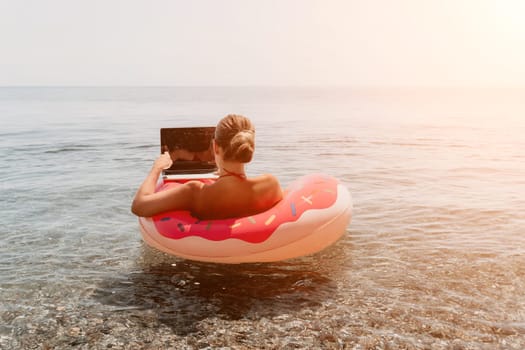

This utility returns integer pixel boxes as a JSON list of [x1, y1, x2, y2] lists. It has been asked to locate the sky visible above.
[[1, 0, 524, 87]]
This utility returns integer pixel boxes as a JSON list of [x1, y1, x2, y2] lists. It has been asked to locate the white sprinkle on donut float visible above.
[[138, 174, 352, 263]]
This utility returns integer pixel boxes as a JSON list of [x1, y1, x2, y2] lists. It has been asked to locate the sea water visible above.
[[0, 87, 524, 349]]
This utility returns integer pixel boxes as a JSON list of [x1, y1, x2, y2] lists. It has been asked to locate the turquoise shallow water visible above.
[[1, 87, 525, 349]]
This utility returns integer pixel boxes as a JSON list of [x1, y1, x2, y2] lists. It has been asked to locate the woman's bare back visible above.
[[192, 174, 282, 220]]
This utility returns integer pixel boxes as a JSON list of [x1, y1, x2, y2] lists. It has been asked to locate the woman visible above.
[[131, 114, 283, 219]]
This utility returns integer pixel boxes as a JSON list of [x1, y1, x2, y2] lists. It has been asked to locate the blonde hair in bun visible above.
[[215, 114, 255, 163]]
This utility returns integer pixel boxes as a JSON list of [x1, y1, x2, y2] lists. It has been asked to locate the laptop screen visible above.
[[160, 127, 217, 175]]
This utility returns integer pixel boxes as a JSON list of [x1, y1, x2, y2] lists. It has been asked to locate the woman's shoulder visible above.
[[251, 173, 283, 203], [251, 173, 280, 186]]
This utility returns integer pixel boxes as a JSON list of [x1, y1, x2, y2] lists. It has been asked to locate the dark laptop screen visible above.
[[160, 127, 217, 175]]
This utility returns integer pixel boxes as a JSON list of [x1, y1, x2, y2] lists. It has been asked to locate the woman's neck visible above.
[[218, 161, 246, 178]]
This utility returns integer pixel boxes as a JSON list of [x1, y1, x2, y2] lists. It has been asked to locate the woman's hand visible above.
[[153, 152, 173, 170]]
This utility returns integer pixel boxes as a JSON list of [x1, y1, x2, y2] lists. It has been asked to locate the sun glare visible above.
[[486, 1, 525, 38]]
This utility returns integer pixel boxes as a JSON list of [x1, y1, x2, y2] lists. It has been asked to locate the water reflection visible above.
[[93, 244, 348, 335]]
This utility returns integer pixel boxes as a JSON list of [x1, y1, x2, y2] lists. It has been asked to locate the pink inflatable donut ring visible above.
[[138, 173, 352, 263]]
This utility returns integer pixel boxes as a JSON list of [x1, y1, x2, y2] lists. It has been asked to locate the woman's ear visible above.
[[213, 140, 219, 155]]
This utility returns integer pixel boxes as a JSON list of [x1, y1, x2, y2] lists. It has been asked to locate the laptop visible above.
[[160, 127, 218, 179]]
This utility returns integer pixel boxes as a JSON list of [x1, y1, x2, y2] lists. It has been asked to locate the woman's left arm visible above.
[[131, 153, 172, 216], [131, 153, 203, 217]]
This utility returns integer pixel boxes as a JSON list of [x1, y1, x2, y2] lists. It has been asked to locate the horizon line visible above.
[[1, 84, 524, 89]]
